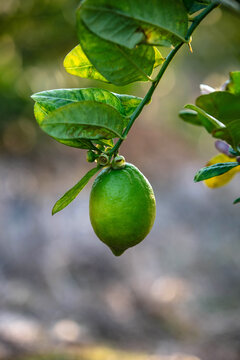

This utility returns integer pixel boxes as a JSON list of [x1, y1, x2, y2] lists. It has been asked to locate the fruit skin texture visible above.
[[89, 163, 156, 256]]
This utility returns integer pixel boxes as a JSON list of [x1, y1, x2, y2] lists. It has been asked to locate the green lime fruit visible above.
[[89, 163, 156, 256]]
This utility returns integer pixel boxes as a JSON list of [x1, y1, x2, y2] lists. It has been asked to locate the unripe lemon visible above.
[[89, 163, 156, 256]]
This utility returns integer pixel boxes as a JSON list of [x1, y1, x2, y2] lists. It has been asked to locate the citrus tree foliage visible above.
[[32, 0, 220, 214], [179, 71, 240, 203]]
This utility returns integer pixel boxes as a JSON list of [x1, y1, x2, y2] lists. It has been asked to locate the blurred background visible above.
[[0, 1, 240, 359]]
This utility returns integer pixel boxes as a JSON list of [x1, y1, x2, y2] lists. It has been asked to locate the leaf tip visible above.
[[194, 173, 200, 182], [233, 197, 240, 205], [52, 204, 59, 216]]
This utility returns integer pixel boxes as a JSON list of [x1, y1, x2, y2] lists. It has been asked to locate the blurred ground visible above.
[[0, 1, 240, 360]]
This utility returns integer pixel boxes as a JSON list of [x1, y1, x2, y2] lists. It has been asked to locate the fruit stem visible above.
[[108, 1, 219, 156]]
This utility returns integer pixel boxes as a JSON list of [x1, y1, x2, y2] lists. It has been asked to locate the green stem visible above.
[[109, 1, 219, 156]]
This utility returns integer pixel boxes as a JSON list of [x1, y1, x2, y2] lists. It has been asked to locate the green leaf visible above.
[[225, 119, 240, 149], [185, 104, 226, 133], [196, 92, 240, 124], [79, 0, 188, 48], [183, 0, 210, 14], [154, 48, 165, 68], [179, 108, 202, 126], [40, 101, 126, 141], [34, 103, 94, 149], [77, 18, 164, 86], [194, 162, 239, 182], [113, 94, 142, 117], [64, 45, 163, 83], [52, 166, 100, 215], [56, 139, 94, 149], [32, 88, 126, 118], [32, 88, 142, 120], [32, 89, 142, 148], [226, 71, 240, 95], [34, 102, 47, 125], [233, 197, 240, 205], [183, 104, 235, 146], [64, 45, 108, 82], [32, 88, 135, 149]]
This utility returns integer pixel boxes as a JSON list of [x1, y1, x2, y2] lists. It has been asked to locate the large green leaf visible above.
[[34, 103, 94, 149], [32, 88, 125, 118], [226, 71, 240, 95], [79, 0, 188, 48], [32, 88, 142, 120], [40, 101, 126, 141], [196, 92, 240, 124], [32, 88, 131, 149], [52, 166, 100, 215], [183, 0, 210, 14], [77, 18, 164, 86], [194, 162, 239, 182], [64, 44, 163, 83], [64, 45, 108, 82]]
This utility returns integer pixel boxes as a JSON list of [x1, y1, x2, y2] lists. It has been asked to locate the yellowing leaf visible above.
[[204, 154, 240, 188], [64, 45, 108, 82], [153, 47, 165, 68]]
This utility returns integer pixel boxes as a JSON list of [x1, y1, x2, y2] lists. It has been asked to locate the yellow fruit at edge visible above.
[[204, 154, 240, 188], [89, 163, 156, 256]]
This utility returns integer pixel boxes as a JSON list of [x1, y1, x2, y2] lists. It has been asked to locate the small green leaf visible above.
[[40, 101, 126, 141], [77, 18, 163, 86], [233, 197, 240, 205], [194, 162, 239, 182], [183, 104, 235, 146], [52, 166, 100, 215], [196, 92, 240, 124], [179, 108, 202, 126], [226, 71, 240, 95], [185, 104, 225, 132], [64, 45, 108, 82], [79, 0, 188, 48]]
